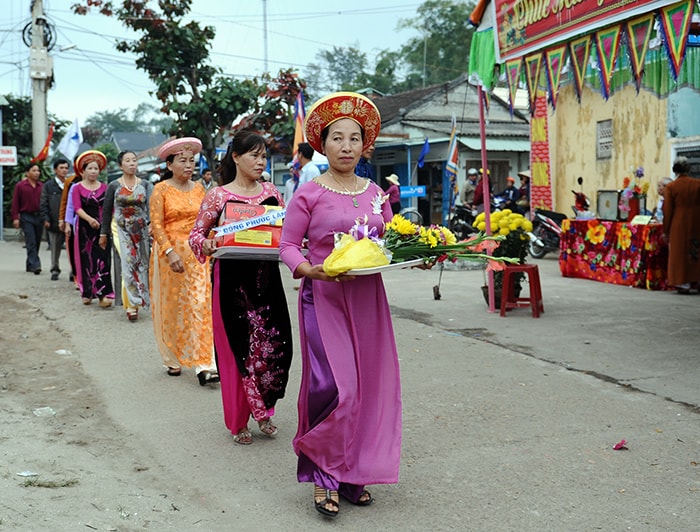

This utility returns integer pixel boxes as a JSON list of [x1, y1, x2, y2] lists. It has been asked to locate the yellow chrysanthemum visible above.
[[491, 211, 503, 221], [501, 209, 513, 216], [418, 227, 440, 248], [442, 228, 457, 245], [475, 212, 485, 224], [387, 215, 418, 236], [500, 228, 510, 236], [499, 218, 510, 228], [476, 221, 486, 231], [523, 220, 533, 232]]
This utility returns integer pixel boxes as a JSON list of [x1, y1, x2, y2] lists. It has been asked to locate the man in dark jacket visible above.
[[40, 158, 70, 280]]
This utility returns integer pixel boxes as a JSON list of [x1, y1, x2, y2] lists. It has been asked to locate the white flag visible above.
[[57, 118, 83, 161]]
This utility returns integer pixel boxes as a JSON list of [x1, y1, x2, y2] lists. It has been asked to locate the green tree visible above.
[[1, 95, 66, 225], [305, 45, 370, 95], [397, 0, 476, 89], [72, 0, 303, 172], [235, 69, 306, 158]]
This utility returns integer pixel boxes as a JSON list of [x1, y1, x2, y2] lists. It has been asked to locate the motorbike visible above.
[[528, 208, 568, 259], [448, 204, 477, 240]]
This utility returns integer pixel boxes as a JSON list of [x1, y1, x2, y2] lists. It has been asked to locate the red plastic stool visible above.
[[499, 264, 544, 318]]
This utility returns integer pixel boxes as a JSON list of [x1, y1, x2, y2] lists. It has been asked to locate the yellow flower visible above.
[[618, 226, 632, 250], [587, 224, 606, 244], [499, 218, 510, 228], [418, 226, 439, 247], [387, 214, 418, 236], [477, 221, 486, 231], [500, 228, 511, 236], [475, 212, 485, 224], [522, 220, 533, 232]]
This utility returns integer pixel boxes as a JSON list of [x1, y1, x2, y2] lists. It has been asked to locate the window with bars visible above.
[[596, 120, 613, 159]]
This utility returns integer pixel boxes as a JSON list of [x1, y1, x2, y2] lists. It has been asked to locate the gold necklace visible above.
[[328, 170, 359, 208]]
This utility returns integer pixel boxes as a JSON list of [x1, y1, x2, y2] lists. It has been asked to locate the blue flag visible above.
[[417, 137, 430, 168]]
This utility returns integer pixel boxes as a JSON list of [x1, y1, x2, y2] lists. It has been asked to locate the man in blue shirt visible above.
[[355, 143, 375, 181]]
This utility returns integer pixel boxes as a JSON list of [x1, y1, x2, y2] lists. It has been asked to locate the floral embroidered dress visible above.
[[149, 182, 214, 370], [71, 182, 114, 301], [189, 182, 293, 435], [101, 179, 152, 312], [279, 178, 402, 493]]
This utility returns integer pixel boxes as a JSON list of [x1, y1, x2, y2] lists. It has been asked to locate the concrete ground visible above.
[[1, 238, 699, 531]]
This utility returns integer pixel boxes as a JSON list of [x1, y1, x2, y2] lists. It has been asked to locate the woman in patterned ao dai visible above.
[[149, 137, 218, 385], [69, 150, 114, 307], [189, 130, 293, 445], [100, 150, 153, 322]]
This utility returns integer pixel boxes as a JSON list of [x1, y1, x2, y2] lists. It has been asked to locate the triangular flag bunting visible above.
[[505, 57, 523, 115], [524, 53, 543, 115], [568, 35, 592, 103], [625, 13, 655, 92], [544, 45, 567, 110], [658, 0, 694, 81], [595, 25, 623, 100]]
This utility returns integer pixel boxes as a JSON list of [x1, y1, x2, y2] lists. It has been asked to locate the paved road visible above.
[[2, 239, 699, 530]]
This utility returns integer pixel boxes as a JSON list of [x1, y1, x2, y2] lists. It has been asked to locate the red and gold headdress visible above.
[[304, 92, 381, 153], [74, 150, 107, 177]]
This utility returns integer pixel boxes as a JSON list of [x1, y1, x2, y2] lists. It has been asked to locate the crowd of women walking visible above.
[[12, 91, 406, 520]]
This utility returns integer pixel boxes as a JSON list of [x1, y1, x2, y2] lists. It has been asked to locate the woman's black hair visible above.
[[161, 153, 175, 181], [220, 130, 267, 185], [117, 150, 137, 165], [319, 121, 366, 151]]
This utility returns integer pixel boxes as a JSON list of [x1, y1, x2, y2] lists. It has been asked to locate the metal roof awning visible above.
[[458, 138, 531, 152]]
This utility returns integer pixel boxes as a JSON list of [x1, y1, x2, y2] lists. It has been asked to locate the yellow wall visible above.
[[549, 83, 670, 214]]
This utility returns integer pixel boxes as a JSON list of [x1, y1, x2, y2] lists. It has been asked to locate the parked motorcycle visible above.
[[448, 204, 477, 240], [528, 208, 568, 259]]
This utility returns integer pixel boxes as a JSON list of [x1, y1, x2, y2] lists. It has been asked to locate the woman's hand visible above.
[[168, 251, 184, 273], [64, 224, 72, 237], [202, 238, 217, 257], [98, 234, 108, 250], [296, 262, 356, 283]]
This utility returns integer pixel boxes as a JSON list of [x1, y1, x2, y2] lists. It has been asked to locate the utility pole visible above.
[[262, 0, 269, 73], [30, 0, 52, 156]]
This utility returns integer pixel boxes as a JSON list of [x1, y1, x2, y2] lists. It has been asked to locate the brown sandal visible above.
[[314, 485, 339, 518]]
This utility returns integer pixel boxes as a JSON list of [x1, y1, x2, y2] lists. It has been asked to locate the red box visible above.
[[215, 204, 283, 249]]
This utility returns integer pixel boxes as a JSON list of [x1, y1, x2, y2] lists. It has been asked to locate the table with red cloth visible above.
[[559, 219, 669, 290]]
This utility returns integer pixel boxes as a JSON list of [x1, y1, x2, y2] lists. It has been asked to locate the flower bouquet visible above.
[[322, 214, 518, 276], [473, 210, 533, 297], [618, 166, 649, 219]]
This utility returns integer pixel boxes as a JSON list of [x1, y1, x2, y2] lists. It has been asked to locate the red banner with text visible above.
[[494, 0, 681, 61]]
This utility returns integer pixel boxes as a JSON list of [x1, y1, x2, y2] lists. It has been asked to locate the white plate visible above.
[[346, 258, 425, 275]]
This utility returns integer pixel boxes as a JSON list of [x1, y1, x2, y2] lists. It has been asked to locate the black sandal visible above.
[[314, 485, 339, 518], [197, 370, 220, 386], [343, 489, 373, 506]]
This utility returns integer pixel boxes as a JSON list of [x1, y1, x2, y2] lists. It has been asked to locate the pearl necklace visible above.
[[328, 170, 359, 208], [121, 176, 137, 192]]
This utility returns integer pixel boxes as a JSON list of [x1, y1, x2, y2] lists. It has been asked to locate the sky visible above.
[[0, 0, 423, 126]]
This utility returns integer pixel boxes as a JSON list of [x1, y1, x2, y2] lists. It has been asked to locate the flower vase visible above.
[[627, 197, 640, 220]]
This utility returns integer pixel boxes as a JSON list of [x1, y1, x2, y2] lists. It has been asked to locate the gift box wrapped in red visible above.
[[215, 204, 283, 249]]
